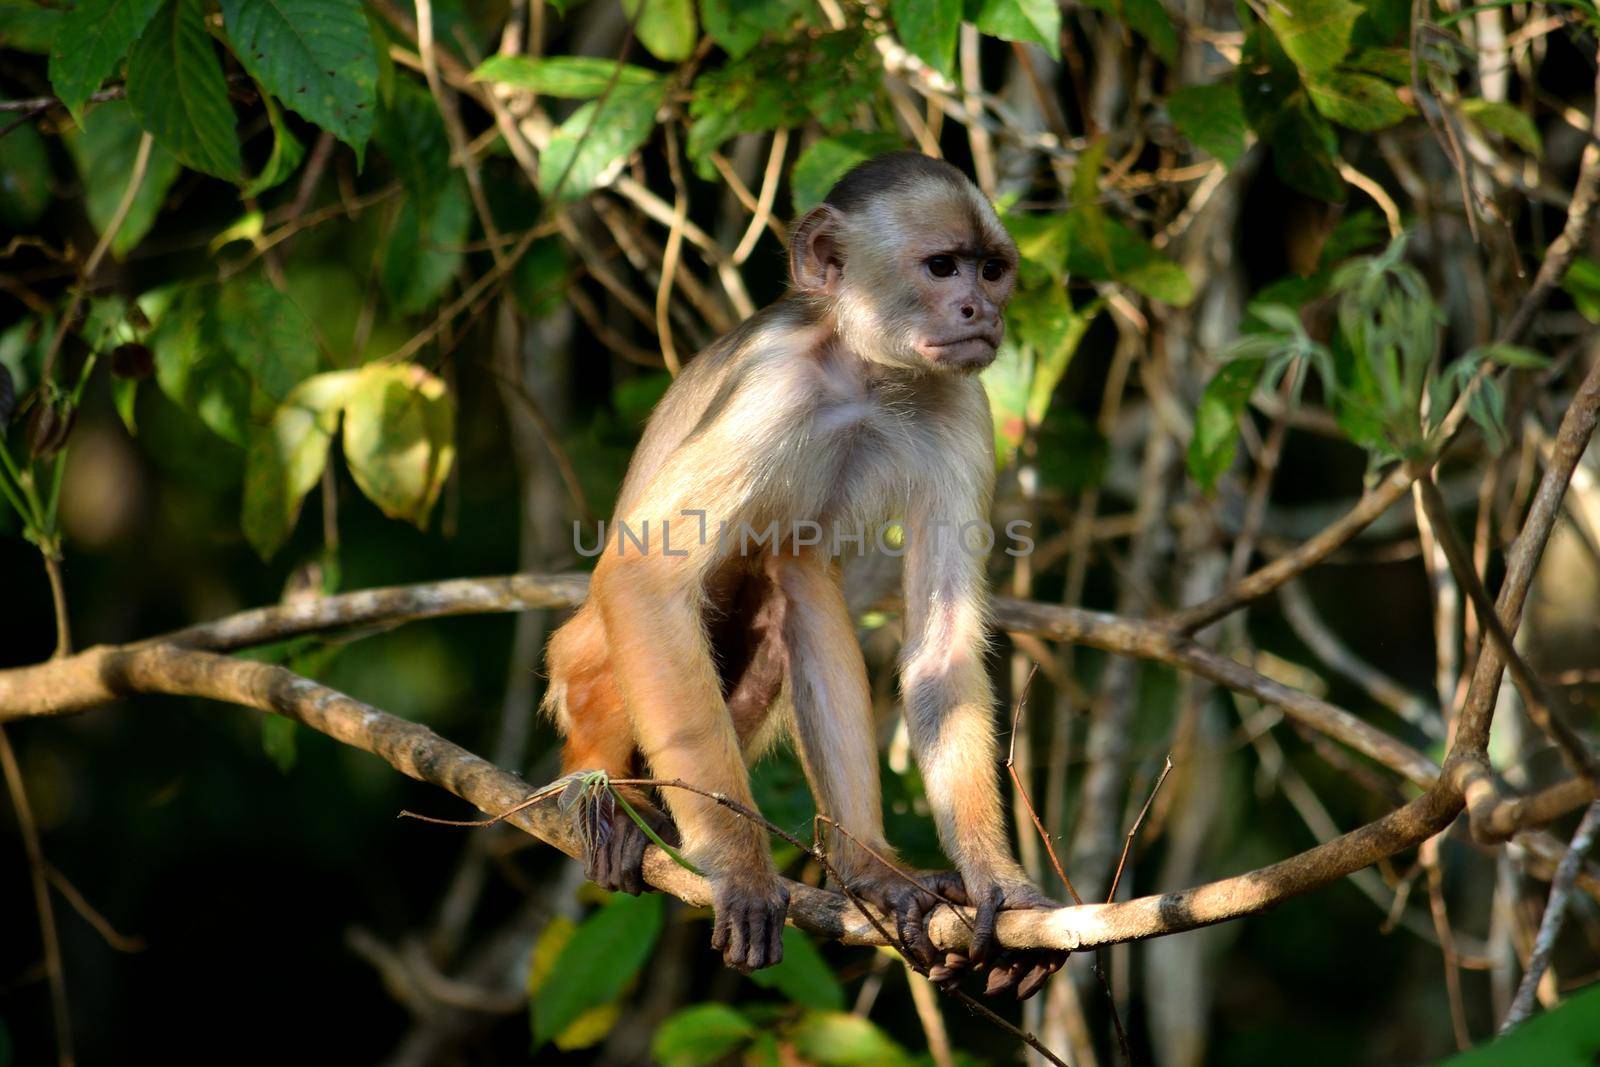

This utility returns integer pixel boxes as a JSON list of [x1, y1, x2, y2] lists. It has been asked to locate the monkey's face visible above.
[[834, 188, 1017, 375]]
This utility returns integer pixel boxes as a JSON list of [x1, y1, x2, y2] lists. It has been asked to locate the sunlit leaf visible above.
[[540, 79, 667, 201], [622, 0, 696, 62], [471, 55, 659, 97], [341, 363, 456, 528], [1265, 0, 1363, 76], [890, 0, 961, 75], [973, 0, 1061, 59], [790, 131, 904, 214], [241, 371, 358, 558]]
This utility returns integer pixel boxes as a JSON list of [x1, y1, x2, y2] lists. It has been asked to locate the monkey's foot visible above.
[[578, 792, 677, 896], [836, 865, 971, 975], [926, 880, 1067, 1001], [709, 871, 789, 973]]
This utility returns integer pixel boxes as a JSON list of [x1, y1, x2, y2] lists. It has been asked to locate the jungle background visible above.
[[4, 0, 1600, 1063]]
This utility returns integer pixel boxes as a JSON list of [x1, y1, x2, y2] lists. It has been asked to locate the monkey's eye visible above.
[[982, 259, 1007, 282], [926, 255, 958, 278]]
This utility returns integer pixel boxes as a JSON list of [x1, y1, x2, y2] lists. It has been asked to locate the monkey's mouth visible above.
[[917, 331, 1001, 370]]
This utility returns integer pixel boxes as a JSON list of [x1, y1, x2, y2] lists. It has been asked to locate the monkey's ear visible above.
[[789, 205, 844, 295]]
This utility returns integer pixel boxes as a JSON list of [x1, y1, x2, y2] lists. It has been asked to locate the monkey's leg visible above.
[[770, 553, 964, 968], [592, 560, 788, 973], [546, 606, 676, 895]]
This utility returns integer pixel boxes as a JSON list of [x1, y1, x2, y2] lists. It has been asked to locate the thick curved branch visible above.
[[0, 576, 1438, 785], [0, 641, 1462, 953]]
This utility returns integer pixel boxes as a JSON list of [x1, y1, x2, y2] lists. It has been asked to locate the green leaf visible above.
[[1188, 358, 1265, 490], [1265, 0, 1363, 76], [653, 1004, 756, 1067], [219, 0, 380, 158], [1479, 343, 1549, 370], [1438, 984, 1600, 1066], [242, 92, 306, 197], [0, 0, 64, 52], [374, 80, 451, 209], [531, 892, 664, 1048], [0, 104, 51, 229], [471, 54, 660, 97], [973, 0, 1061, 59], [112, 377, 140, 434], [1124, 0, 1177, 62], [341, 363, 456, 527], [212, 278, 321, 402], [242, 370, 359, 558], [260, 715, 297, 771], [1308, 70, 1411, 130], [151, 279, 320, 445], [747, 928, 844, 1010], [1458, 98, 1541, 156], [621, 0, 696, 62], [1342, 45, 1412, 82], [512, 237, 572, 320], [790, 131, 905, 214], [65, 101, 182, 257], [786, 1012, 915, 1067], [700, 0, 808, 57], [1064, 214, 1193, 305], [1240, 25, 1346, 201], [47, 0, 163, 119], [686, 30, 877, 173], [1014, 287, 1096, 423], [1562, 256, 1600, 322], [1168, 82, 1248, 166], [983, 338, 1033, 461], [541, 80, 666, 201], [890, 0, 961, 75], [382, 179, 472, 314], [151, 287, 251, 444], [126, 0, 243, 180]]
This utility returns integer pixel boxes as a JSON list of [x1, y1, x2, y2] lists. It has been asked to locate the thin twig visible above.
[[0, 727, 73, 1066], [1105, 755, 1174, 904], [1502, 800, 1600, 1031], [731, 129, 788, 265], [656, 123, 689, 375]]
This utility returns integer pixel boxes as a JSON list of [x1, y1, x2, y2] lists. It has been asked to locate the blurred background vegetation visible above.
[[4, 0, 1600, 1063]]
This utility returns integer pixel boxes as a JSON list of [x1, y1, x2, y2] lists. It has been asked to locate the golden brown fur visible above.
[[542, 153, 1061, 992]]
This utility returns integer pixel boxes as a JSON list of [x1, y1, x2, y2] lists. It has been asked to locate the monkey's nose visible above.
[[960, 304, 975, 319]]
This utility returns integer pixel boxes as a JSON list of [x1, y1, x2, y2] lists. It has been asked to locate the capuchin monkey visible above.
[[544, 153, 1064, 999]]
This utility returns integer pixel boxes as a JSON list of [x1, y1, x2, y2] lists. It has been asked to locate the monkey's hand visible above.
[[578, 790, 677, 896], [928, 879, 1067, 1001], [709, 870, 789, 973]]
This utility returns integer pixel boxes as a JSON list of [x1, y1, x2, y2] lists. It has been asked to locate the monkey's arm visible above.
[[590, 358, 805, 971], [896, 394, 1065, 998]]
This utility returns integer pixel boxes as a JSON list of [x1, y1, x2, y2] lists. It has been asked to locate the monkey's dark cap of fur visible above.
[[822, 151, 971, 212]]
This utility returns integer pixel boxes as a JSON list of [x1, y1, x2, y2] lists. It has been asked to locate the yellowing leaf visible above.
[[341, 364, 456, 528]]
